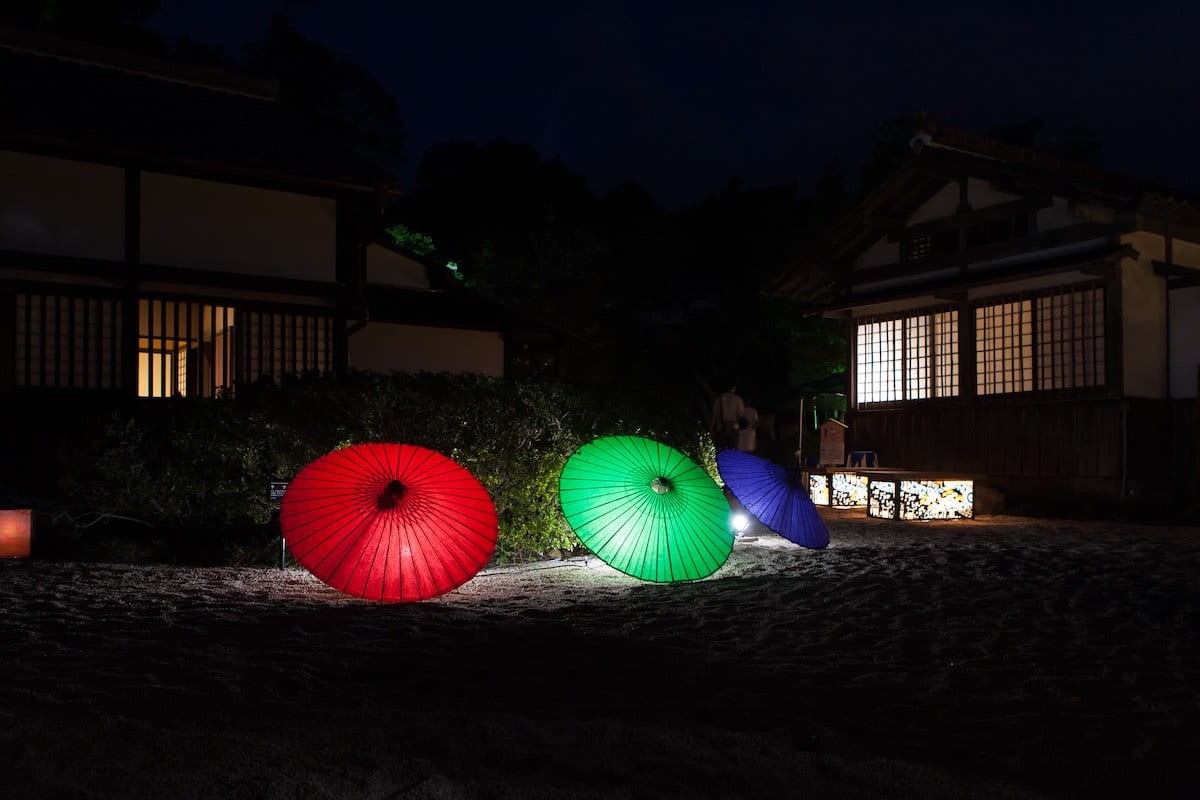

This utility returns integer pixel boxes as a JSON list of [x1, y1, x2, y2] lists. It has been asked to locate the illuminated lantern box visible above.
[[867, 477, 974, 520], [0, 509, 32, 558], [807, 470, 869, 508]]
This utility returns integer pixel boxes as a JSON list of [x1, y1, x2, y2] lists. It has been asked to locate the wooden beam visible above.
[[1154, 261, 1200, 286], [0, 130, 391, 198], [888, 196, 1053, 242], [0, 25, 278, 100], [864, 213, 906, 233], [825, 244, 1133, 312], [0, 249, 341, 299], [853, 222, 1117, 286]]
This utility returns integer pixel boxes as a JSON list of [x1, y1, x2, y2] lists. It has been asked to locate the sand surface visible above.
[[2, 510, 1198, 799]]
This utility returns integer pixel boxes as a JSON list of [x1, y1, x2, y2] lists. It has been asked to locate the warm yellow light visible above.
[[899, 480, 974, 520], [831, 472, 868, 507], [809, 474, 830, 505], [866, 479, 974, 520], [0, 509, 32, 558]]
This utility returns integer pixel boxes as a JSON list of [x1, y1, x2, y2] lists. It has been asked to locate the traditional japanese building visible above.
[[0, 30, 557, 495], [770, 118, 1200, 507]]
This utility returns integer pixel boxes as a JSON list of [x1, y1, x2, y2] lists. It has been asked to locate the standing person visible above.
[[710, 383, 744, 451], [737, 399, 760, 454]]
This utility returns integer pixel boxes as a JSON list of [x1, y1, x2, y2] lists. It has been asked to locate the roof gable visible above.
[[769, 117, 1200, 301], [0, 42, 396, 194]]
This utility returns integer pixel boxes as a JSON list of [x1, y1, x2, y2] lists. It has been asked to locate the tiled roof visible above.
[[0, 41, 395, 193]]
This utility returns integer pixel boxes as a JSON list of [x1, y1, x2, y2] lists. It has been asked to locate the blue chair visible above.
[[846, 450, 879, 468]]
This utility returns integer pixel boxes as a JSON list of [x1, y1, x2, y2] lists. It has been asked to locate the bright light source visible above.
[[0, 509, 32, 558], [731, 512, 751, 533], [866, 478, 974, 520]]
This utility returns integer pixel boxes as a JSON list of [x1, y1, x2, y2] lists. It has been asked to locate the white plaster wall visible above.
[[906, 182, 959, 225], [140, 172, 336, 281], [349, 322, 504, 376], [1121, 256, 1167, 398], [0, 151, 124, 260], [1123, 231, 1166, 262], [853, 235, 900, 270], [853, 267, 959, 295], [965, 178, 1022, 209], [1170, 284, 1200, 398], [847, 295, 939, 318], [1171, 238, 1200, 268], [1035, 197, 1079, 231], [366, 244, 429, 288], [966, 271, 1096, 301]]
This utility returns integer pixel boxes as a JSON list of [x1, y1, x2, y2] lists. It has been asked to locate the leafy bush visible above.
[[69, 372, 715, 565]]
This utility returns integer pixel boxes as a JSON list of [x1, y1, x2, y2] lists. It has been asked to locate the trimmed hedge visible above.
[[68, 371, 716, 565]]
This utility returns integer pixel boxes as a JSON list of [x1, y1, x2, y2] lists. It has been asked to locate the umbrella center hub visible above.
[[650, 476, 673, 495], [377, 479, 407, 510]]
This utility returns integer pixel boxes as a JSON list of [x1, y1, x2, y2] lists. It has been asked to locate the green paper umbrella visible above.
[[559, 435, 734, 582]]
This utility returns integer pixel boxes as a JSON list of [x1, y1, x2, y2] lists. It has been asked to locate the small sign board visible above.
[[818, 419, 847, 466], [269, 480, 289, 503]]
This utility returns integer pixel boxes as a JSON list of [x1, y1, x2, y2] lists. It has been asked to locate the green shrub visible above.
[[69, 372, 715, 565]]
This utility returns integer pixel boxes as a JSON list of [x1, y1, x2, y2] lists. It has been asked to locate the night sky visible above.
[[149, 0, 1200, 209]]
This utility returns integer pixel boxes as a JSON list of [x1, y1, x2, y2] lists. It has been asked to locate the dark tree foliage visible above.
[[990, 116, 1103, 164], [989, 116, 1046, 148], [244, 13, 406, 172], [1048, 123, 1103, 165], [394, 139, 606, 324], [0, 0, 165, 53], [391, 139, 842, 418], [858, 114, 922, 194]]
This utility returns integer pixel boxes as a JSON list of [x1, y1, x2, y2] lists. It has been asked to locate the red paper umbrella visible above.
[[280, 443, 498, 602]]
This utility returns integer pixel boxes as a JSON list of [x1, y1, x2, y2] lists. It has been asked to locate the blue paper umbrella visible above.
[[716, 450, 829, 549]]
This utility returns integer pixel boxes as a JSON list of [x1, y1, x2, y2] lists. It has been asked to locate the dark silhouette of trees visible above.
[[990, 116, 1046, 148], [859, 114, 922, 194], [244, 13, 406, 173], [4, 1, 851, 418], [0, 1, 162, 50], [393, 139, 604, 329], [1048, 123, 1103, 164], [389, 138, 841, 416], [990, 116, 1103, 164]]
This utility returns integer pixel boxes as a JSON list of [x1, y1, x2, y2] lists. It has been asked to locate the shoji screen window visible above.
[[976, 300, 1033, 395], [1036, 286, 1104, 391], [975, 284, 1105, 396], [855, 308, 958, 405], [138, 299, 235, 398], [14, 292, 121, 389]]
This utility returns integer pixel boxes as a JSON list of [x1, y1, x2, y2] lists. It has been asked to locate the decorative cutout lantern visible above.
[[809, 473, 830, 506], [867, 478, 974, 520], [0, 509, 32, 558], [831, 472, 869, 507]]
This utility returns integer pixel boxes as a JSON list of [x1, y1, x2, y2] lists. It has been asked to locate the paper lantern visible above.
[[0, 509, 32, 558], [868, 478, 974, 520]]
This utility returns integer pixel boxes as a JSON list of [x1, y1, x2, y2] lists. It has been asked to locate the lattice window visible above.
[[902, 236, 932, 262], [933, 310, 959, 397], [975, 299, 1033, 395], [14, 292, 122, 388], [856, 318, 903, 403], [139, 298, 235, 398], [236, 309, 333, 385], [975, 285, 1105, 396], [1037, 287, 1104, 390], [856, 307, 959, 405]]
